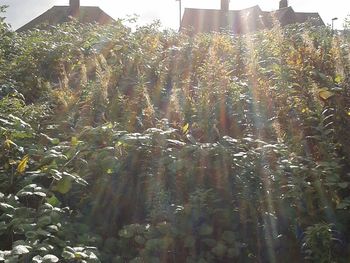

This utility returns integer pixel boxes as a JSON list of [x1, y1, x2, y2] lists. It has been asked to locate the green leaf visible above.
[[0, 221, 7, 231], [42, 255, 59, 262], [38, 216, 52, 226], [12, 245, 30, 255], [74, 252, 88, 259], [53, 177, 72, 194], [47, 195, 60, 207], [32, 255, 59, 263], [62, 250, 75, 260], [184, 236, 195, 248], [17, 191, 33, 197], [130, 257, 143, 263], [227, 247, 240, 258], [32, 255, 43, 263], [47, 225, 59, 232], [51, 138, 60, 145], [202, 238, 216, 247], [0, 202, 14, 211], [134, 235, 146, 245], [119, 228, 134, 239], [25, 231, 37, 239], [34, 191, 46, 197], [338, 182, 349, 189], [40, 133, 60, 145], [4, 255, 19, 263], [8, 114, 31, 128], [211, 242, 227, 257], [222, 231, 236, 244], [199, 224, 213, 236], [336, 200, 350, 210]]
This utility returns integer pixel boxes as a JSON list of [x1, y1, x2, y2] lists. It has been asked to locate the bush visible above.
[[0, 14, 350, 262]]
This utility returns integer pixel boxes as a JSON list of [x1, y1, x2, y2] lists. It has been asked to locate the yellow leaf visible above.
[[319, 89, 334, 100], [182, 123, 189, 134], [334, 75, 343, 84], [4, 139, 15, 149], [17, 155, 29, 174], [71, 136, 78, 146]]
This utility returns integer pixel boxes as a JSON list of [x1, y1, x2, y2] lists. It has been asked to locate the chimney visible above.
[[69, 0, 80, 16], [221, 0, 230, 11], [279, 0, 288, 9]]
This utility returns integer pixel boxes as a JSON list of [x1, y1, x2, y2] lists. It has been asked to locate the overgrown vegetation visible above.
[[1, 7, 350, 262]]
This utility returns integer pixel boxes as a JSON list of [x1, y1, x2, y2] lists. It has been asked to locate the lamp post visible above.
[[176, 0, 182, 29], [332, 17, 338, 34]]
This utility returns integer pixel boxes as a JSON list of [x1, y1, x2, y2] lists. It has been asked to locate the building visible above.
[[17, 0, 115, 32], [180, 0, 324, 35]]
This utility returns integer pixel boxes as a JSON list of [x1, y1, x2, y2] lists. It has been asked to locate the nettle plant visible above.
[[0, 98, 100, 262], [302, 223, 340, 263]]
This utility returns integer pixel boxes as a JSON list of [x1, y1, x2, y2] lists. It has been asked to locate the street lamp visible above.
[[176, 0, 182, 29], [332, 17, 338, 33]]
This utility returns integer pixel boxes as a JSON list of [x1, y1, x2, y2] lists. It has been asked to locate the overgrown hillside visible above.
[[1, 12, 350, 262]]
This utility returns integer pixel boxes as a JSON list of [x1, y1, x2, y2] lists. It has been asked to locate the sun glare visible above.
[[0, 0, 350, 262]]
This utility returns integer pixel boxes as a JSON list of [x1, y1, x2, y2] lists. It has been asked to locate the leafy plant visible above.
[[0, 10, 350, 263]]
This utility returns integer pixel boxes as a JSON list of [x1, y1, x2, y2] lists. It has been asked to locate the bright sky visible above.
[[2, 0, 349, 30]]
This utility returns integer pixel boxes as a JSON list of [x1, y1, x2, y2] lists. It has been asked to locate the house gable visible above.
[[17, 5, 115, 32]]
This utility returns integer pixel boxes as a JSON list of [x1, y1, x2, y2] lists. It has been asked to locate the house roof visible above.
[[180, 6, 265, 35], [17, 6, 115, 32], [180, 5, 324, 35], [294, 12, 323, 24]]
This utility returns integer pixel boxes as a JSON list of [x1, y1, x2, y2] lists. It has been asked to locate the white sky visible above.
[[1, 0, 349, 30]]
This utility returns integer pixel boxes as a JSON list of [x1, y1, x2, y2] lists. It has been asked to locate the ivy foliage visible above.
[[1, 8, 350, 262]]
